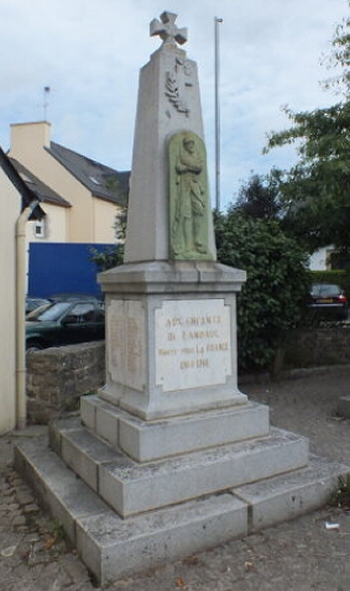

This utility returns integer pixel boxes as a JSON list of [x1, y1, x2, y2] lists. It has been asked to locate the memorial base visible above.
[[99, 260, 247, 420], [15, 429, 349, 585], [13, 262, 350, 583]]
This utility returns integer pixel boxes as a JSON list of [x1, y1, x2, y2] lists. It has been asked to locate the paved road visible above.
[[1, 366, 350, 590]]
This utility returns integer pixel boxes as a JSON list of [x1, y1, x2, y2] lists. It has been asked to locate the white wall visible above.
[[0, 170, 20, 434], [26, 202, 68, 244], [309, 246, 334, 271]]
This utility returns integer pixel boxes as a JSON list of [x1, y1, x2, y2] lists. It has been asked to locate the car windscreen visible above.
[[27, 302, 72, 321], [311, 284, 341, 297]]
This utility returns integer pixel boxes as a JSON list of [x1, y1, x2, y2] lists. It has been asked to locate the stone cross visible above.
[[150, 11, 187, 47]]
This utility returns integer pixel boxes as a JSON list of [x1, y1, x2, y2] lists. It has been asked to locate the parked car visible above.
[[26, 298, 105, 351], [25, 297, 51, 315], [308, 283, 348, 320]]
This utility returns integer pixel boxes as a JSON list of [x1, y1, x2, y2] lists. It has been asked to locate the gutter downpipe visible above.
[[15, 201, 39, 429]]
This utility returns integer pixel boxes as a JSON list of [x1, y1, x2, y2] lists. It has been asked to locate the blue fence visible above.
[[28, 242, 115, 298]]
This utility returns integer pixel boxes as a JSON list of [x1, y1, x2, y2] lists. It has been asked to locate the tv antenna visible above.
[[43, 86, 50, 120]]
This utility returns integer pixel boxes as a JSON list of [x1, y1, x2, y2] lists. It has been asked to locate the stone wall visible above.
[[26, 327, 350, 424], [283, 326, 350, 369], [26, 341, 105, 424]]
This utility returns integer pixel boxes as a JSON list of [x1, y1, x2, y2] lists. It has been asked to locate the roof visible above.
[[46, 142, 129, 206], [9, 158, 71, 208], [0, 146, 45, 219]]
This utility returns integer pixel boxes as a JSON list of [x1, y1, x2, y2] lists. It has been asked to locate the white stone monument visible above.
[[15, 12, 350, 585], [97, 10, 248, 423]]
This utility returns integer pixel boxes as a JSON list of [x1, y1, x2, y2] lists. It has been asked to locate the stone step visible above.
[[50, 417, 309, 517], [80, 394, 270, 461], [14, 437, 349, 586], [234, 453, 349, 532]]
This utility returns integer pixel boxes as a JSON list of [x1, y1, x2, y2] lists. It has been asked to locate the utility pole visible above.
[[214, 17, 223, 210]]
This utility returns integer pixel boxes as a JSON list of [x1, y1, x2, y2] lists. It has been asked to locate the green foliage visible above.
[[322, 14, 350, 96], [264, 6, 350, 252], [50, 519, 66, 543], [113, 206, 127, 243], [214, 209, 310, 372], [89, 244, 123, 272], [89, 207, 127, 272], [234, 172, 282, 220], [331, 474, 350, 509]]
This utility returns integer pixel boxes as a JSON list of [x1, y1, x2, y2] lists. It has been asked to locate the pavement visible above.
[[1, 366, 350, 590]]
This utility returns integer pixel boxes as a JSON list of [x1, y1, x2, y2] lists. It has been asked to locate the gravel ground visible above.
[[1, 366, 350, 591]]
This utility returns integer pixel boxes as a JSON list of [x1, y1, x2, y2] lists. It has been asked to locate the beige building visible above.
[[0, 122, 128, 434], [8, 121, 129, 247]]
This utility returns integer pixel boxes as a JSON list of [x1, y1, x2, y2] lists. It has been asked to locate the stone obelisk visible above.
[[124, 11, 217, 262], [98, 11, 248, 420]]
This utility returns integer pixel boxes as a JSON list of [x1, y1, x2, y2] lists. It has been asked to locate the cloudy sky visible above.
[[1, 0, 348, 209]]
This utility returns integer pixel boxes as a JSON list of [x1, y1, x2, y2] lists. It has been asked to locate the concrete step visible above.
[[234, 453, 349, 532], [80, 395, 270, 461], [14, 437, 349, 586], [49, 417, 309, 517]]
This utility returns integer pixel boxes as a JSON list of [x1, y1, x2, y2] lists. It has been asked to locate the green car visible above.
[[26, 298, 105, 351]]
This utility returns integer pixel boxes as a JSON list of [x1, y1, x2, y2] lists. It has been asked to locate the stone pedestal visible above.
[[98, 261, 246, 420]]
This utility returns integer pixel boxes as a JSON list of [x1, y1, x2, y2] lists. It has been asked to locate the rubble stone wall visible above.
[[283, 327, 350, 369], [26, 341, 105, 424]]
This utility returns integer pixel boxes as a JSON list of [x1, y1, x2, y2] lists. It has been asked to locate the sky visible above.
[[0, 0, 348, 210]]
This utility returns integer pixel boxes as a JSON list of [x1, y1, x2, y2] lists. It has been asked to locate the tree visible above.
[[233, 172, 282, 220], [264, 7, 350, 253], [214, 208, 310, 372], [90, 207, 127, 272]]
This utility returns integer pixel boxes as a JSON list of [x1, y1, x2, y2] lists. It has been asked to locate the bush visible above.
[[89, 244, 123, 272], [214, 210, 310, 372]]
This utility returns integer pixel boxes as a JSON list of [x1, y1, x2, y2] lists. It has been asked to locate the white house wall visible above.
[[27, 202, 68, 244], [309, 247, 333, 271], [0, 170, 20, 434]]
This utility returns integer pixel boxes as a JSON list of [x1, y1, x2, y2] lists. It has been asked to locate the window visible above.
[[64, 303, 96, 324], [34, 218, 45, 238], [89, 176, 101, 185]]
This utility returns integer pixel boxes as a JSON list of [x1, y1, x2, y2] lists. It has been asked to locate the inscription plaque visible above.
[[155, 299, 232, 391], [108, 300, 146, 391]]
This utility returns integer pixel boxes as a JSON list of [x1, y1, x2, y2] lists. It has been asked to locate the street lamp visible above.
[[214, 16, 223, 211]]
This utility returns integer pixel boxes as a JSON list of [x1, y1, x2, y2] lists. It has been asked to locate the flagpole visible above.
[[214, 17, 223, 211]]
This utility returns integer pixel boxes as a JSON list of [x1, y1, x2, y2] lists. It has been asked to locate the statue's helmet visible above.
[[183, 133, 194, 146]]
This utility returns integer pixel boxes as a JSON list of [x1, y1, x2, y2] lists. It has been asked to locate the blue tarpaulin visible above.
[[28, 242, 115, 298]]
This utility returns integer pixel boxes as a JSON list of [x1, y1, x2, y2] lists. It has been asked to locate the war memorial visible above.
[[15, 12, 349, 584]]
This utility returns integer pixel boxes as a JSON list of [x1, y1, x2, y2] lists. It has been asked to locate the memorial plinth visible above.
[[15, 11, 350, 585], [98, 261, 247, 420]]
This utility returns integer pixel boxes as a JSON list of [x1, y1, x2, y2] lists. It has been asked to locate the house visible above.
[[9, 158, 71, 244], [0, 147, 44, 434], [7, 121, 129, 296], [8, 121, 129, 245], [309, 246, 334, 271], [0, 121, 129, 434]]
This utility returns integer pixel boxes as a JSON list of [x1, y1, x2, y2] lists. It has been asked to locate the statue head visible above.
[[183, 134, 195, 153]]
